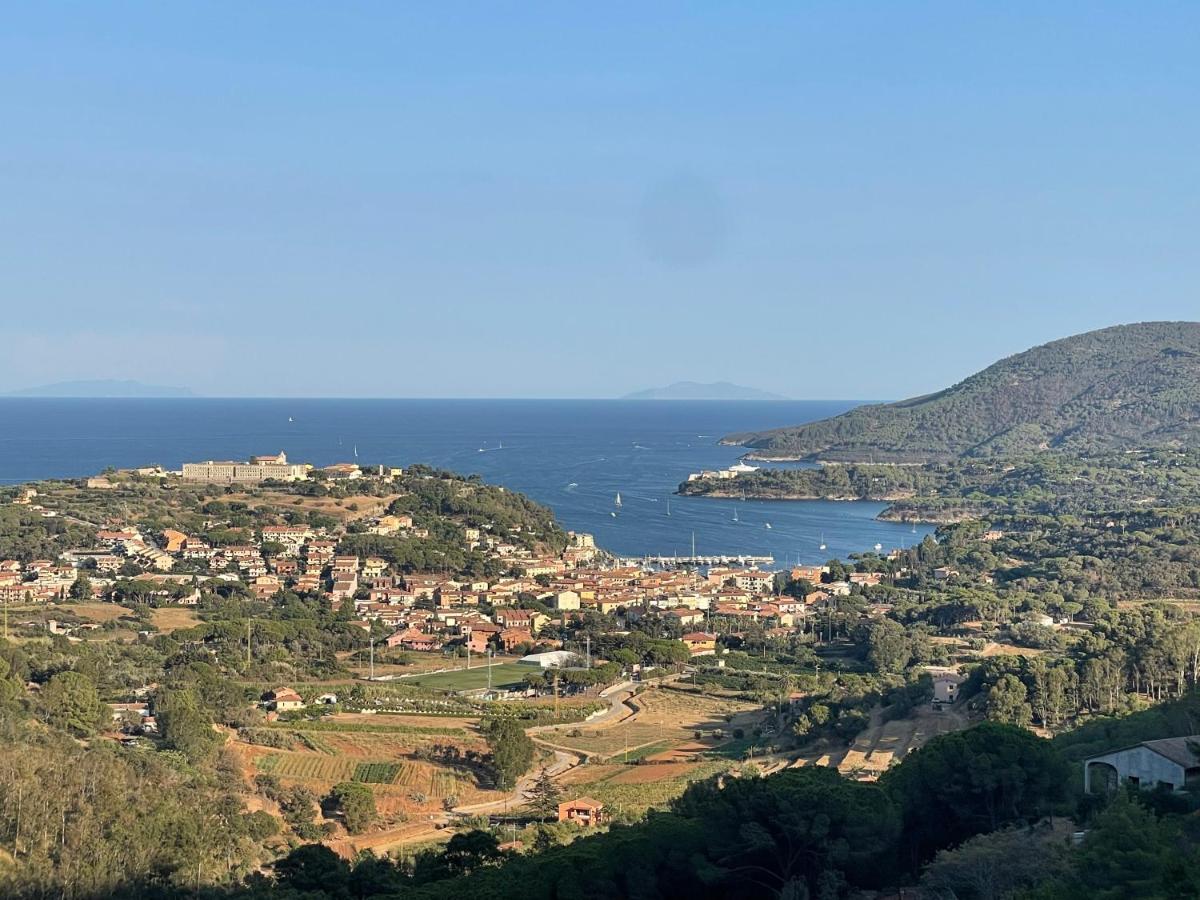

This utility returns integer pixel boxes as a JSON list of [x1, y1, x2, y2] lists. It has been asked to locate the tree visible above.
[[156, 685, 222, 763], [273, 844, 351, 894], [68, 574, 93, 600], [329, 781, 376, 834], [986, 674, 1033, 727], [484, 718, 534, 790], [921, 827, 1069, 900], [880, 723, 1069, 868], [38, 671, 104, 737], [527, 770, 562, 820], [867, 619, 912, 674]]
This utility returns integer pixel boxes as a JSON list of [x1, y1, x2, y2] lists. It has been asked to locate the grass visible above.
[[148, 607, 201, 632], [269, 720, 463, 736], [402, 663, 531, 692]]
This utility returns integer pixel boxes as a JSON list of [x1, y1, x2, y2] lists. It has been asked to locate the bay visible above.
[[0, 398, 934, 565]]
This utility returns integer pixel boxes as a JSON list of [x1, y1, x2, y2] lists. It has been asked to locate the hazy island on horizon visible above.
[[6, 379, 196, 398], [622, 381, 789, 401]]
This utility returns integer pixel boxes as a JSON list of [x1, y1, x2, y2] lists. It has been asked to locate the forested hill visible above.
[[724, 322, 1200, 461]]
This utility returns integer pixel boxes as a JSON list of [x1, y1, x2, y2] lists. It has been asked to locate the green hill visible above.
[[725, 322, 1200, 461]]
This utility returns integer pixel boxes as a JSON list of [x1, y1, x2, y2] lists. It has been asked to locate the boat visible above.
[[610, 511, 617, 518], [765, 523, 772, 529], [732, 507, 739, 523], [288, 416, 294, 422], [614, 492, 622, 508], [874, 543, 883, 552], [666, 498, 671, 516], [819, 532, 827, 551]]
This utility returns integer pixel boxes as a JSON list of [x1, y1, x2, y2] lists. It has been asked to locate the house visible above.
[[681, 632, 718, 656], [929, 669, 965, 704], [849, 572, 883, 587], [265, 687, 304, 711], [498, 628, 533, 653], [551, 591, 581, 611], [557, 797, 606, 827], [386, 628, 440, 652], [162, 529, 188, 553], [1085, 737, 1200, 794]]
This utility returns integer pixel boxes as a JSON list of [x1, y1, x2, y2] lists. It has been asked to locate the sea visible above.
[[0, 398, 933, 567]]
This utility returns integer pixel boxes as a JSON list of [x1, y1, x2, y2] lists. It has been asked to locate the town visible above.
[[6, 445, 1200, 898]]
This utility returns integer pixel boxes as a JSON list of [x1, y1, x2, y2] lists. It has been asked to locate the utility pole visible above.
[[585, 635, 591, 669], [487, 648, 493, 692], [245, 618, 251, 669], [369, 630, 375, 681]]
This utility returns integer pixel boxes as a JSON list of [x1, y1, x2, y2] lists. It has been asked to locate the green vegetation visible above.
[[724, 322, 1200, 461], [402, 662, 531, 692], [351, 761, 402, 784], [482, 717, 534, 791]]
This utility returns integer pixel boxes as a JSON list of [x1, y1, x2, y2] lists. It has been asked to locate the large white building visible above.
[[182, 451, 309, 483]]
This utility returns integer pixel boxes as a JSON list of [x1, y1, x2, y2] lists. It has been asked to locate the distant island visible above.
[[5, 379, 196, 398], [722, 321, 1200, 461], [623, 381, 788, 401]]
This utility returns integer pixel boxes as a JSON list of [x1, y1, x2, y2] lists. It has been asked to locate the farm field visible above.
[[149, 606, 201, 631], [231, 713, 505, 827], [401, 662, 531, 692], [553, 757, 732, 816], [541, 687, 762, 761]]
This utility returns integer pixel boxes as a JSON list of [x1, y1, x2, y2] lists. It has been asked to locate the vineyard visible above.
[[256, 753, 357, 782], [353, 762, 404, 784]]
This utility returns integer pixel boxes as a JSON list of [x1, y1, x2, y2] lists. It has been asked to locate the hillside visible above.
[[723, 322, 1200, 461]]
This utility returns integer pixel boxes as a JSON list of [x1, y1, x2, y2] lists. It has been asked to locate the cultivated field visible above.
[[541, 687, 762, 761], [232, 713, 505, 826]]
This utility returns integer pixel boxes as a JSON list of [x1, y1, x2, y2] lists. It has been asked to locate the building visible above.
[[183, 452, 308, 483], [265, 687, 304, 711], [1084, 737, 1200, 794], [551, 590, 581, 611], [681, 632, 718, 656], [558, 797, 606, 827], [518, 650, 580, 669]]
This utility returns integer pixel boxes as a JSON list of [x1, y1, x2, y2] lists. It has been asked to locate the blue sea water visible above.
[[0, 398, 933, 565]]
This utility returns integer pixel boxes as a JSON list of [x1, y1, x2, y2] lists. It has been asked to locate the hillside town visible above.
[[4, 451, 868, 675]]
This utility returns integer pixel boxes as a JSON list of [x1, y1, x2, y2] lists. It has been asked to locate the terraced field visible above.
[[544, 687, 761, 760]]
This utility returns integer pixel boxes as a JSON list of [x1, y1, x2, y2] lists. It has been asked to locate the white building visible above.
[[1084, 737, 1200, 793], [518, 650, 582, 669]]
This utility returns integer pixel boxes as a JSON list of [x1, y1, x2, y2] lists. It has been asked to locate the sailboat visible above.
[[732, 507, 739, 523], [614, 491, 622, 508], [288, 416, 294, 423], [764, 522, 772, 529], [819, 532, 827, 551], [666, 498, 671, 516], [353, 444, 358, 460]]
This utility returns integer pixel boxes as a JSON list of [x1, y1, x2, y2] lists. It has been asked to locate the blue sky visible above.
[[4, 3, 1200, 398]]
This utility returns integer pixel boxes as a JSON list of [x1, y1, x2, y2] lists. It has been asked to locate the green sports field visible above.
[[403, 662, 530, 692]]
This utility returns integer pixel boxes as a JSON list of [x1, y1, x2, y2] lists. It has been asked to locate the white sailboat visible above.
[[666, 497, 671, 516], [614, 491, 622, 508], [765, 522, 772, 529], [732, 507, 739, 523], [819, 532, 827, 551]]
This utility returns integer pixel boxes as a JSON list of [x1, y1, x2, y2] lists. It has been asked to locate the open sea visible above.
[[0, 398, 933, 566]]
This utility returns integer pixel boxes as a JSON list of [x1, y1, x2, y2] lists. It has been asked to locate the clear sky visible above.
[[4, 3, 1200, 398]]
